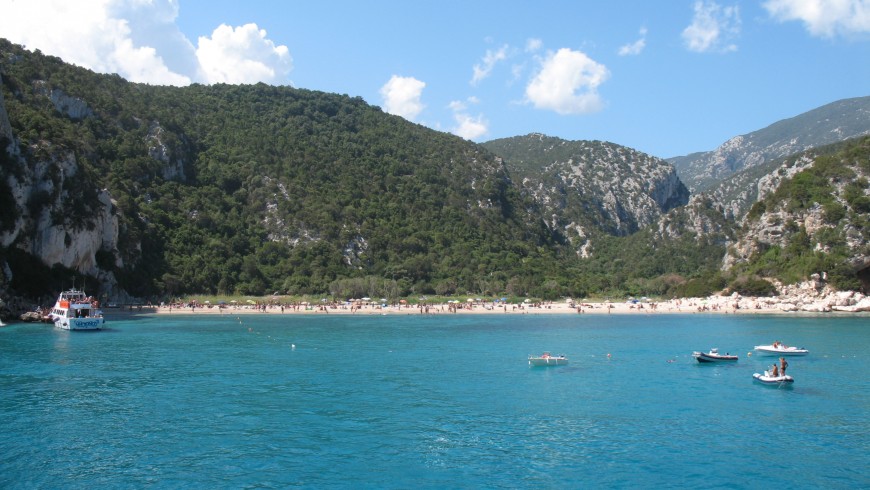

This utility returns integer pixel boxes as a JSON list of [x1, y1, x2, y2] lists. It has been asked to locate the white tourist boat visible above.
[[753, 371, 795, 386], [692, 348, 738, 363], [528, 352, 568, 366], [754, 343, 809, 356], [49, 289, 104, 331]]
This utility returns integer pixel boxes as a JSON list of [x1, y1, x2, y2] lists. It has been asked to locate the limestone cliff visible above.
[[723, 137, 870, 288], [483, 134, 690, 256], [669, 96, 870, 193], [0, 72, 133, 301], [0, 134, 125, 296], [0, 73, 13, 144]]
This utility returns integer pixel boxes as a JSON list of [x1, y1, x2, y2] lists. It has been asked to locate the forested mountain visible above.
[[0, 39, 560, 301], [0, 39, 867, 310], [668, 96, 870, 193]]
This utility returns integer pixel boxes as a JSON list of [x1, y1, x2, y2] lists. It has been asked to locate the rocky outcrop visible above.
[[0, 73, 14, 144], [723, 139, 870, 272], [678, 276, 870, 313], [698, 153, 817, 222], [669, 96, 870, 192], [653, 194, 734, 244], [33, 81, 94, 120], [146, 121, 188, 182], [484, 134, 690, 253], [755, 277, 869, 313], [0, 133, 124, 298]]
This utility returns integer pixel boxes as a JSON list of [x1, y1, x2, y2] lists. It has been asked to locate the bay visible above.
[[1, 313, 868, 488]]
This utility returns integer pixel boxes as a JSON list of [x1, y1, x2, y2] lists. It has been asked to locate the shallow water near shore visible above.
[[1, 313, 868, 488]]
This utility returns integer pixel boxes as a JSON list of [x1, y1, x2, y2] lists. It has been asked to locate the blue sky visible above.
[[1, 0, 868, 157]]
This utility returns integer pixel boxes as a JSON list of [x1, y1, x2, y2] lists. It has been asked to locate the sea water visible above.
[[1, 313, 868, 488]]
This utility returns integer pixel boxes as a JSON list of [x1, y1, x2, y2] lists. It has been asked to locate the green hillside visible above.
[[0, 39, 561, 299], [1, 39, 866, 305]]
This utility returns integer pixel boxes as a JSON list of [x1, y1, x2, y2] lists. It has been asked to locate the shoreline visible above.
[[106, 296, 868, 318]]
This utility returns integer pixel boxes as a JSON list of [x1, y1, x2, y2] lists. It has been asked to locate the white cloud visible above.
[[448, 100, 467, 112], [380, 75, 426, 120], [452, 113, 489, 140], [526, 38, 544, 52], [0, 0, 292, 86], [682, 1, 741, 53], [448, 98, 488, 140], [618, 27, 648, 56], [110, 38, 193, 86], [525, 48, 609, 115], [196, 24, 292, 84], [763, 0, 870, 37], [471, 44, 509, 86]]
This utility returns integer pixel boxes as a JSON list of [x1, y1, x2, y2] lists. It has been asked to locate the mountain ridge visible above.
[[668, 96, 870, 192]]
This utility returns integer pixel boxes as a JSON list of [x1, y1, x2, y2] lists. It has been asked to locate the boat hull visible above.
[[54, 317, 104, 331], [528, 357, 568, 367], [693, 351, 738, 363], [754, 345, 808, 356], [753, 373, 794, 386]]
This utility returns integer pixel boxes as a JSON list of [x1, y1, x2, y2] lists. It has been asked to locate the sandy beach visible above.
[[100, 283, 870, 319], [119, 276, 869, 318], [124, 297, 785, 317]]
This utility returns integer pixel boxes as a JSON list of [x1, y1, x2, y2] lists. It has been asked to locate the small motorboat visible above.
[[692, 348, 738, 363], [753, 371, 794, 386], [754, 343, 809, 356], [528, 352, 568, 366]]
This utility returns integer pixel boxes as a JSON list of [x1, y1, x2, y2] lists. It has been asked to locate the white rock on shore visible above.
[[831, 296, 870, 312]]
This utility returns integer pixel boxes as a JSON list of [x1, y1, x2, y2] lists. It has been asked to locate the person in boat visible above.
[[771, 364, 779, 377], [780, 357, 788, 375]]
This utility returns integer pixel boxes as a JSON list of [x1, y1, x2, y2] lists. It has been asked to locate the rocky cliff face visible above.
[[0, 75, 138, 301], [0, 138, 124, 294], [723, 138, 870, 278], [700, 150, 819, 222], [669, 96, 870, 192], [0, 74, 13, 143], [484, 134, 690, 256], [652, 194, 734, 245], [33, 80, 94, 120]]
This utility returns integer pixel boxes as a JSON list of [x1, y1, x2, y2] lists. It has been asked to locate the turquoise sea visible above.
[[1, 312, 868, 488]]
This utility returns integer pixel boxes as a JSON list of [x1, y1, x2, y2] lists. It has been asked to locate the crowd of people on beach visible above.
[[155, 298, 573, 315]]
